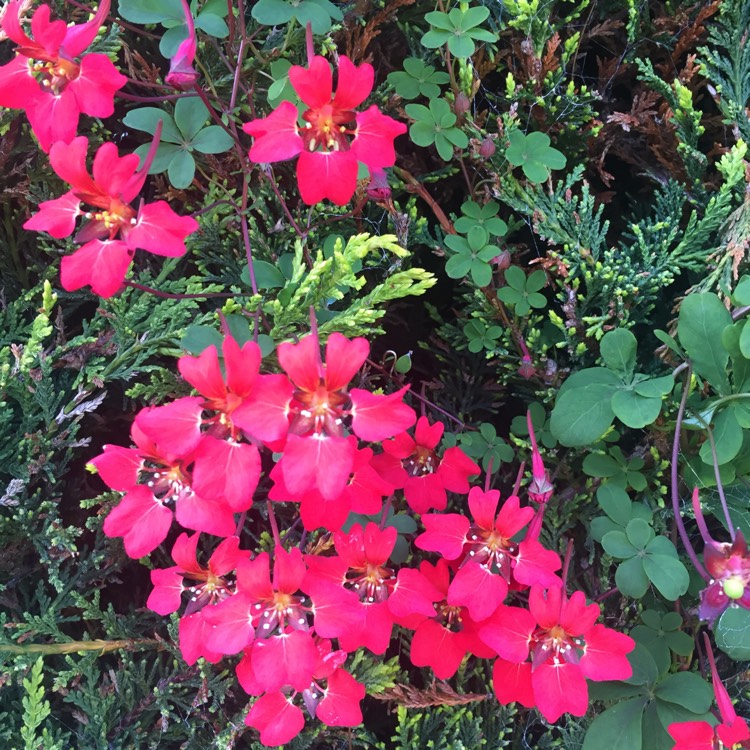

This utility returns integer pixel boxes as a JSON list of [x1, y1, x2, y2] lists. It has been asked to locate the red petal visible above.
[[349, 386, 416, 442], [296, 150, 358, 206], [175, 491, 236, 537], [70, 53, 127, 117], [23, 190, 81, 238], [718, 718, 750, 748], [272, 546, 307, 594], [60, 239, 132, 297], [324, 332, 369, 391], [244, 100, 303, 163], [136, 397, 203, 457], [49, 137, 99, 196], [494, 493, 534, 537], [667, 721, 716, 749], [337, 601, 394, 654], [388, 568, 441, 619], [61, 0, 111, 58], [316, 669, 365, 727], [352, 106, 407, 168], [438, 446, 480, 492], [492, 658, 534, 708], [448, 563, 507, 621], [103, 485, 172, 558], [179, 610, 223, 665], [531, 662, 589, 722], [90, 142, 139, 198], [280, 433, 354, 501], [127, 200, 198, 256], [513, 540, 562, 589], [30, 4, 66, 54], [468, 487, 501, 530], [277, 333, 322, 392], [415, 513, 469, 559], [251, 630, 318, 691], [0, 57, 42, 108], [26, 89, 79, 152], [209, 535, 248, 577], [178, 345, 225, 402], [225, 337, 261, 398], [579, 624, 635, 681], [289, 56, 332, 108], [192, 437, 260, 512], [332, 57, 374, 110], [236, 554, 274, 600], [404, 473, 447, 514], [411, 619, 470, 679], [202, 594, 255, 654], [88, 445, 142, 491], [414, 417, 443, 449], [559, 590, 600, 636], [245, 691, 305, 746], [479, 605, 535, 662], [300, 489, 350, 532], [170, 531, 202, 575], [147, 567, 184, 615]]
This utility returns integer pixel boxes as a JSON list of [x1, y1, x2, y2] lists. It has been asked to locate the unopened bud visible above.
[[479, 137, 496, 158], [454, 92, 470, 116], [518, 356, 536, 380]]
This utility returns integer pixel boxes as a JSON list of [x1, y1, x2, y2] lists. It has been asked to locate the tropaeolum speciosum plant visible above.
[[90, 326, 635, 742], [7, 0, 749, 747]]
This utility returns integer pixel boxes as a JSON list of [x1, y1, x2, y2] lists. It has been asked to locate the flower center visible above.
[[29, 57, 80, 96], [301, 103, 356, 153], [404, 445, 439, 476], [254, 592, 310, 638], [292, 382, 349, 437], [347, 563, 396, 603], [531, 625, 584, 668], [185, 571, 234, 614]]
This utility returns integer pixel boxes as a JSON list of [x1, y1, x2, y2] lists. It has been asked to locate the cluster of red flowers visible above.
[[91, 328, 636, 743]]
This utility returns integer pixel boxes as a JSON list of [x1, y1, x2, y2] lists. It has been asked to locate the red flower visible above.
[[234, 330, 414, 501], [146, 532, 249, 616], [479, 587, 635, 722], [0, 0, 127, 151], [389, 559, 495, 679], [416, 487, 561, 620], [372, 416, 479, 514], [669, 634, 750, 749], [243, 55, 406, 205], [699, 530, 750, 622], [24, 134, 199, 297]]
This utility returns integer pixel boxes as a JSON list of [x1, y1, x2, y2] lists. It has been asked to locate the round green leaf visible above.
[[243, 260, 285, 290], [733, 275, 750, 305], [550, 383, 617, 446], [611, 390, 662, 429], [175, 97, 209, 141], [134, 142, 181, 174], [167, 149, 196, 189], [600, 328, 637, 376], [615, 556, 650, 597], [123, 107, 182, 143], [445, 254, 472, 279], [467, 224, 489, 251], [597, 483, 633, 526], [582, 698, 645, 750], [633, 375, 674, 398], [522, 160, 549, 183], [251, 0, 296, 25], [191, 126, 234, 154], [602, 530, 638, 559], [699, 406, 743, 466], [409, 121, 436, 148], [715, 606, 750, 660], [181, 324, 223, 355], [654, 671, 713, 713], [625, 518, 654, 550], [470, 259, 492, 287], [447, 34, 476, 58], [434, 133, 456, 161], [642, 555, 689, 600], [195, 12, 229, 37], [584, 452, 620, 478]]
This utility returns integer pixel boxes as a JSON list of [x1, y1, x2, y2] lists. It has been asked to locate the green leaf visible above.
[[633, 375, 674, 398], [181, 324, 223, 355], [445, 254, 472, 279], [615, 556, 649, 597], [654, 672, 713, 713], [558, 366, 622, 397], [582, 698, 645, 750], [134, 142, 181, 173], [175, 97, 209, 141], [611, 390, 663, 429], [584, 452, 620, 477], [251, 0, 297, 25], [551, 383, 618, 446], [195, 12, 228, 37], [118, 0, 183, 24], [602, 530, 638, 558], [470, 259, 492, 287], [678, 293, 732, 393], [191, 126, 234, 154], [447, 34, 476, 58], [597, 483, 633, 526], [626, 518, 654, 550], [123, 107, 182, 143], [642, 554, 689, 600], [733, 275, 750, 305], [715, 606, 750, 660], [699, 406, 743, 465], [243, 260, 285, 290], [167, 149, 195, 189], [601, 329, 637, 377]]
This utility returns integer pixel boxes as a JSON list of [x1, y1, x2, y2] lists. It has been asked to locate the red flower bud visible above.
[[479, 137, 496, 157]]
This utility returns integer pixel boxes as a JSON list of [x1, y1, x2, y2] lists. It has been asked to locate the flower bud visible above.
[[492, 250, 511, 270], [479, 137, 496, 158], [454, 92, 470, 116]]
